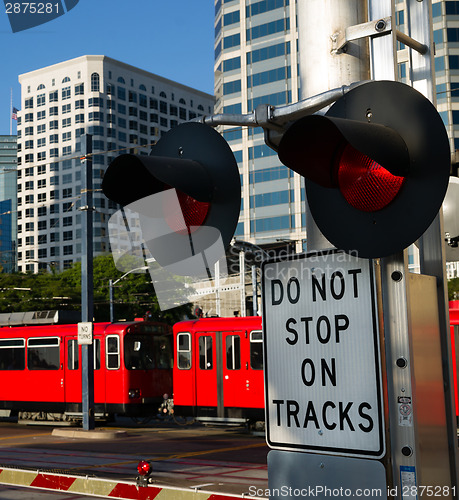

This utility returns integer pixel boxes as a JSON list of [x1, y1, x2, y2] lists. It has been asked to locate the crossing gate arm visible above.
[[0, 466, 266, 500]]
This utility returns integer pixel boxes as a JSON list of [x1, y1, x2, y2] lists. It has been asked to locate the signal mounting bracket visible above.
[[331, 16, 428, 56]]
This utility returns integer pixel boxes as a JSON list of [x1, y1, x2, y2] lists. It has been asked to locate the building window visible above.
[[49, 90, 58, 102], [91, 73, 100, 92], [75, 83, 84, 95], [62, 118, 71, 128], [49, 106, 58, 116], [37, 93, 46, 106], [117, 87, 126, 101], [89, 97, 104, 107], [62, 103, 71, 114], [89, 112, 104, 122], [62, 86, 71, 100], [25, 98, 33, 109]]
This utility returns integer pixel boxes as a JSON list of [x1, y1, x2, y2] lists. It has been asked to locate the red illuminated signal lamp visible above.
[[137, 460, 152, 476], [277, 80, 450, 258], [337, 145, 406, 213]]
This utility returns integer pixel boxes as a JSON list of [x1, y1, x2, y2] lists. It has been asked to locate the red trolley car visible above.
[[448, 300, 459, 421], [173, 316, 263, 423], [174, 308, 459, 427], [0, 312, 173, 421]]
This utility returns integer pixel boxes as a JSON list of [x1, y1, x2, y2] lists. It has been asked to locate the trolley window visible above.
[[68, 339, 101, 370], [177, 332, 191, 369], [68, 339, 78, 370], [199, 336, 213, 370], [27, 337, 60, 370], [0, 338, 25, 370], [94, 339, 101, 369], [124, 335, 155, 370], [154, 335, 173, 369], [106, 335, 120, 370], [226, 335, 241, 370], [250, 330, 263, 370]]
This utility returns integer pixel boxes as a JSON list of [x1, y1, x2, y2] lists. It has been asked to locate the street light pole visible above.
[[109, 266, 148, 323]]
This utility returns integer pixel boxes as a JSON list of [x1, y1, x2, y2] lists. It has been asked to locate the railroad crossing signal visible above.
[[277, 80, 451, 258], [102, 122, 241, 270]]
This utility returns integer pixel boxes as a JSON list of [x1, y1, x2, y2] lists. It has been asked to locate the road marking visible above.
[[63, 441, 266, 473], [159, 441, 266, 460], [0, 432, 50, 443]]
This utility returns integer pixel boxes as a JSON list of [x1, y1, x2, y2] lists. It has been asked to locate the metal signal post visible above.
[[190, 0, 459, 497]]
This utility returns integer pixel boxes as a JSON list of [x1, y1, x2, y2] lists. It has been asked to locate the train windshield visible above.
[[124, 334, 172, 370]]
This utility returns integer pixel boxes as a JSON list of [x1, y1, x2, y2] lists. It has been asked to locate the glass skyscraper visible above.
[[214, 0, 305, 252], [0, 135, 17, 273]]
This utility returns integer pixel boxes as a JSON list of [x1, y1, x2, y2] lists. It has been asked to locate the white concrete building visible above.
[[16, 55, 214, 272]]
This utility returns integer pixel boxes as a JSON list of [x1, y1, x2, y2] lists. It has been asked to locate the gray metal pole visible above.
[[252, 265, 258, 317], [239, 251, 246, 317], [109, 279, 114, 323], [81, 134, 95, 431], [297, 0, 370, 252]]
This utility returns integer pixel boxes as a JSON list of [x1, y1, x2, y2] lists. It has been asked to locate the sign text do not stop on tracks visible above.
[[261, 250, 385, 459]]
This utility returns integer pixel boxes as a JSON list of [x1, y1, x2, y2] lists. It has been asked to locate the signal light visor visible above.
[[337, 144, 406, 212]]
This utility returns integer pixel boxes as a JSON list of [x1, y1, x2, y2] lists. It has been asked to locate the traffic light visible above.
[[102, 122, 241, 271], [277, 80, 451, 258]]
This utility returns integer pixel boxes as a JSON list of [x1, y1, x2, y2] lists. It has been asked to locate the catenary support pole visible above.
[[81, 134, 95, 431]]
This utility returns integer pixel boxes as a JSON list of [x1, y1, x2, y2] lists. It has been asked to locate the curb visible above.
[[0, 466, 266, 499], [52, 428, 128, 440]]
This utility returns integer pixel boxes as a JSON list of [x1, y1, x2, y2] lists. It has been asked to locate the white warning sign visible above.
[[262, 250, 385, 459]]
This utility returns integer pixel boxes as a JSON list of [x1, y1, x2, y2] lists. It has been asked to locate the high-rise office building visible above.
[[0, 135, 17, 273], [214, 0, 304, 251], [16, 55, 214, 272]]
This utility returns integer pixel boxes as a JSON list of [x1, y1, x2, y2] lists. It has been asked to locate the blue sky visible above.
[[0, 0, 215, 135]]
